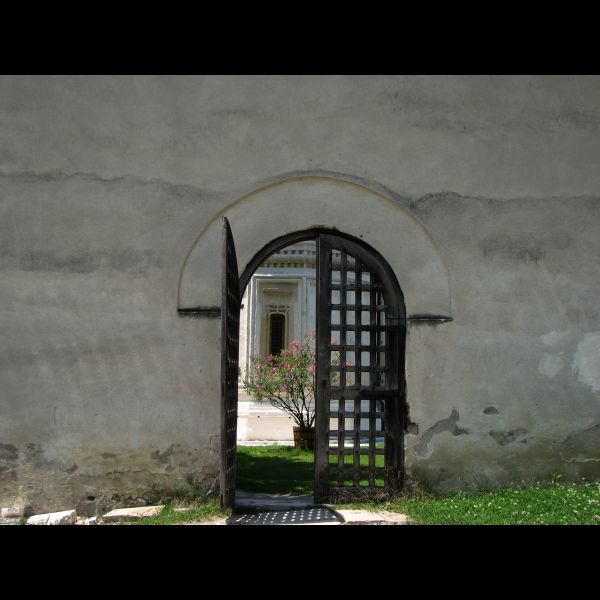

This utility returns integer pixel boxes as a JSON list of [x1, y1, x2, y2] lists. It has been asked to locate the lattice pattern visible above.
[[328, 249, 388, 490], [315, 236, 403, 502]]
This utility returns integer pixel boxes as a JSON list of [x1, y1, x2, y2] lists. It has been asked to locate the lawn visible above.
[[339, 480, 600, 525], [236, 445, 315, 494], [235, 444, 386, 494], [236, 445, 600, 524]]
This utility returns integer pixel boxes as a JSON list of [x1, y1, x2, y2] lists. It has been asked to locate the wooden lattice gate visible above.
[[314, 233, 405, 503], [220, 217, 240, 508], [220, 224, 405, 507]]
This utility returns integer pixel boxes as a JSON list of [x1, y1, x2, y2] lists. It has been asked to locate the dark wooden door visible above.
[[220, 217, 240, 508], [314, 233, 405, 503]]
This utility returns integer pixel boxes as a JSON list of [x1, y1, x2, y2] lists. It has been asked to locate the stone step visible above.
[[229, 491, 408, 525], [234, 490, 317, 512], [102, 505, 164, 522], [228, 507, 408, 525], [332, 509, 408, 525]]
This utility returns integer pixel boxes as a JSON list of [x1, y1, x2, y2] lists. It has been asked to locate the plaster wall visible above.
[[1, 75, 599, 513]]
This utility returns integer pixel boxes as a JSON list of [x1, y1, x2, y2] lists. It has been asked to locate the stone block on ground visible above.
[[334, 509, 408, 525], [0, 518, 21, 525], [1, 507, 24, 518], [27, 510, 77, 525], [102, 505, 164, 522]]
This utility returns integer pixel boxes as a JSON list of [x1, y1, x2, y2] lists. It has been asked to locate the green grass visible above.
[[237, 445, 600, 524], [132, 499, 229, 525], [338, 480, 600, 525], [237, 444, 388, 493], [236, 444, 386, 493], [236, 445, 315, 494]]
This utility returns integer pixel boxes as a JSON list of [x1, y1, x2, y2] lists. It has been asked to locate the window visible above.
[[269, 313, 286, 355]]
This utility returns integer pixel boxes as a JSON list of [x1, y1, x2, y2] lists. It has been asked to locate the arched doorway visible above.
[[221, 219, 406, 507]]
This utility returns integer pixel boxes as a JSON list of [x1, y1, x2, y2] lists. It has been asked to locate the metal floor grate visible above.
[[228, 507, 342, 525]]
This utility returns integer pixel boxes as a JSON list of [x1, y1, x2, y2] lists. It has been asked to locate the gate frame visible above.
[[237, 227, 406, 504]]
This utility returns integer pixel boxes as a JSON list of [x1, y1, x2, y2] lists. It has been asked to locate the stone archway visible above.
[[221, 223, 408, 505], [178, 175, 452, 319], [177, 174, 453, 506]]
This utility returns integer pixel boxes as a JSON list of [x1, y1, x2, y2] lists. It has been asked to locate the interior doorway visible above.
[[236, 239, 317, 497], [221, 220, 406, 508]]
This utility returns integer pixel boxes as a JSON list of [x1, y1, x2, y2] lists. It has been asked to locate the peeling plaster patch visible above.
[[541, 330, 569, 346], [0, 443, 19, 460], [150, 445, 177, 464], [412, 409, 469, 459], [572, 337, 600, 389], [209, 435, 220, 454], [489, 429, 528, 446], [560, 424, 600, 463], [572, 332, 600, 392], [483, 406, 499, 415], [406, 422, 419, 435], [538, 353, 564, 378]]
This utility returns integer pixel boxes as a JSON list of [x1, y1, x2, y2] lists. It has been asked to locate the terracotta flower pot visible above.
[[293, 426, 315, 451]]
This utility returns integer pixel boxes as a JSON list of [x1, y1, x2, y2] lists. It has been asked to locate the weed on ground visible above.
[[132, 499, 229, 525]]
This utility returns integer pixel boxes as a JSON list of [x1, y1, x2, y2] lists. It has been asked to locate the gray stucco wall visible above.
[[1, 75, 599, 514]]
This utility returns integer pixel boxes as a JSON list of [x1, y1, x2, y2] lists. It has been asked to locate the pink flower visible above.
[[267, 354, 273, 363]]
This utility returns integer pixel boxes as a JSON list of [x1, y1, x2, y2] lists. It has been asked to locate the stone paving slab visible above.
[[0, 517, 21, 525], [333, 509, 408, 525], [102, 505, 164, 522], [27, 510, 77, 525], [1, 507, 24, 518]]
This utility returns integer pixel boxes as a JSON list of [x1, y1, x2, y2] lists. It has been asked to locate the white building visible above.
[[237, 242, 317, 442], [238, 241, 317, 380]]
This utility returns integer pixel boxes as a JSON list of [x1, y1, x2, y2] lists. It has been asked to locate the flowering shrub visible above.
[[242, 335, 320, 429]]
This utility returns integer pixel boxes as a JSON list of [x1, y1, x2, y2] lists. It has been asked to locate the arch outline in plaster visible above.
[[177, 173, 453, 322]]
